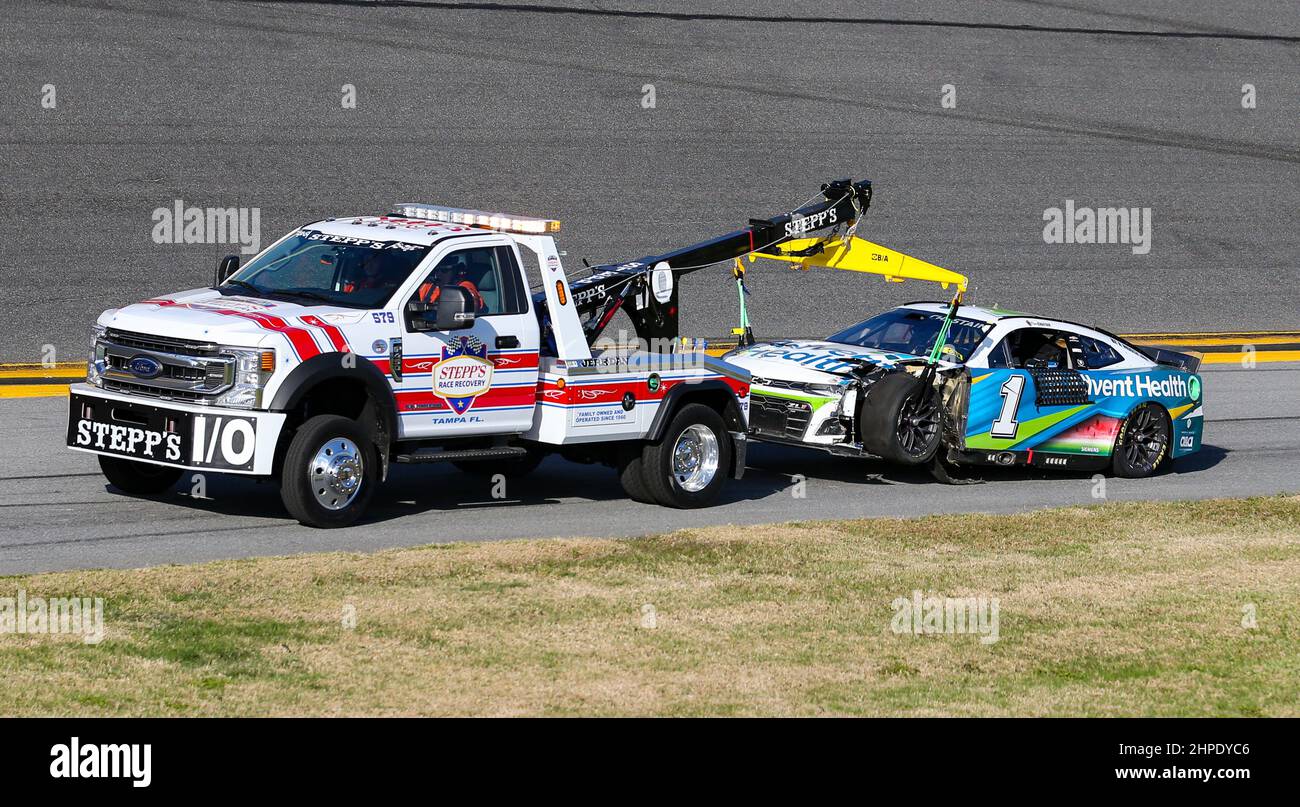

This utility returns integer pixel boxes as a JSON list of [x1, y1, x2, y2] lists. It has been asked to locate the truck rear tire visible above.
[[859, 372, 944, 466], [280, 414, 377, 528], [616, 446, 656, 504], [98, 456, 182, 495], [639, 403, 731, 508]]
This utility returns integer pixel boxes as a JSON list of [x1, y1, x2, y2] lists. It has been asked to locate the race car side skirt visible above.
[[946, 447, 1110, 471]]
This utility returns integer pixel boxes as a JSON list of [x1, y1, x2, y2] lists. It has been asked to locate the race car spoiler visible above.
[[554, 179, 875, 344], [1137, 346, 1202, 373]]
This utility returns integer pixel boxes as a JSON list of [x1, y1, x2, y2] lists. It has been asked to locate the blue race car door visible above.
[[964, 327, 1096, 462]]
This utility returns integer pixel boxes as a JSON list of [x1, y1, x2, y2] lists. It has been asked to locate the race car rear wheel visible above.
[[98, 456, 182, 495], [639, 403, 731, 508], [1112, 403, 1171, 478], [859, 372, 944, 466], [280, 415, 377, 528]]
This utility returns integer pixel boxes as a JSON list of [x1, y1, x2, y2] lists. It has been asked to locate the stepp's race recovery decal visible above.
[[432, 335, 494, 415]]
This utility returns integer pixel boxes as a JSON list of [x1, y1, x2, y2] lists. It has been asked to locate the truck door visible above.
[[397, 243, 540, 438], [964, 327, 1092, 452]]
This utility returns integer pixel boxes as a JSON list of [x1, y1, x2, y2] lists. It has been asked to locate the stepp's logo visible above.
[[433, 336, 493, 415], [784, 208, 838, 237]]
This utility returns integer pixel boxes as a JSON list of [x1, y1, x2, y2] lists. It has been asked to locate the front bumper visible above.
[[66, 383, 286, 476]]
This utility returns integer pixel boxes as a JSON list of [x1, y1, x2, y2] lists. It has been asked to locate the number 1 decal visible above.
[[990, 374, 1025, 439]]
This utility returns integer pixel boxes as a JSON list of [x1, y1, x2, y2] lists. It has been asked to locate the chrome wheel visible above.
[[308, 437, 364, 511], [671, 423, 720, 493]]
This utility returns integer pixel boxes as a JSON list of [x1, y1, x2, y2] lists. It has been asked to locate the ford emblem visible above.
[[128, 355, 164, 379]]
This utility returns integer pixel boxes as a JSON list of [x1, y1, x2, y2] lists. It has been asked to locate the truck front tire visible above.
[[638, 403, 732, 508], [280, 414, 377, 528], [98, 456, 182, 495]]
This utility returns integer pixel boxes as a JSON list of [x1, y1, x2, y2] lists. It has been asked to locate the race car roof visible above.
[[302, 216, 490, 246], [900, 302, 1007, 324], [900, 302, 1120, 338]]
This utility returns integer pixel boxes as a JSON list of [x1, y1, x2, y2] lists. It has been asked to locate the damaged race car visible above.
[[720, 198, 1204, 480], [727, 302, 1204, 478]]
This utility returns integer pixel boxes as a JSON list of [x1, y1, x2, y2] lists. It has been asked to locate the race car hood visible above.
[[100, 288, 368, 350], [725, 339, 945, 385]]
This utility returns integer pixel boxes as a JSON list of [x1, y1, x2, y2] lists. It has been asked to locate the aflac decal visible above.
[[434, 336, 494, 414]]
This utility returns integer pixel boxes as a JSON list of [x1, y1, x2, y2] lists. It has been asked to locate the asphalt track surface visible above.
[[2, 0, 1299, 363], [1, 2, 1299, 572], [2, 362, 1298, 574]]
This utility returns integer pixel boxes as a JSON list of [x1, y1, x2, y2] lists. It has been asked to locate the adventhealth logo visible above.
[[1085, 374, 1188, 399], [50, 737, 151, 788]]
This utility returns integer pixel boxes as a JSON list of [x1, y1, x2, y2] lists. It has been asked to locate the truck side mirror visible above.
[[434, 287, 476, 330], [406, 287, 475, 332], [215, 254, 240, 286]]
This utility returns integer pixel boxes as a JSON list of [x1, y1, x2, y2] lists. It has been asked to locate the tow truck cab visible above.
[[68, 204, 751, 527]]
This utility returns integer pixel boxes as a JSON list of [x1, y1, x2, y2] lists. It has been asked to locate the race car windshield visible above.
[[826, 308, 991, 361], [219, 230, 432, 309]]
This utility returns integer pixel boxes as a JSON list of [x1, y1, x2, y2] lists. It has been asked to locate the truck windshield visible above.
[[826, 308, 991, 362], [220, 230, 431, 309]]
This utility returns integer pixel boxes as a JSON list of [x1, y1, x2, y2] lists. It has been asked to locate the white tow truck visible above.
[[67, 182, 871, 526]]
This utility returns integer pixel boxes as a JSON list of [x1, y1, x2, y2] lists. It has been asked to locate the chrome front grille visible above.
[[97, 333, 234, 403], [105, 328, 217, 357]]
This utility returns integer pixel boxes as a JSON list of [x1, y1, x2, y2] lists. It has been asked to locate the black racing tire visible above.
[[279, 414, 378, 528], [98, 456, 182, 495], [1111, 403, 1171, 478], [616, 445, 656, 504], [451, 449, 546, 479], [859, 372, 944, 466], [639, 403, 732, 509]]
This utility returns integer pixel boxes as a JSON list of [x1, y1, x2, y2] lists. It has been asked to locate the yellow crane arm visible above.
[[751, 236, 968, 292]]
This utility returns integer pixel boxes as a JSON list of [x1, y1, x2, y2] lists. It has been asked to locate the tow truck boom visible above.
[[550, 179, 874, 346]]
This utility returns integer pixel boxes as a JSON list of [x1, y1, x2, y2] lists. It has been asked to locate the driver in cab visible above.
[[419, 256, 485, 312]]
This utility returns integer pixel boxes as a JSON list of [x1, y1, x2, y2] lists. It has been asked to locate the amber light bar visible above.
[[392, 203, 561, 234]]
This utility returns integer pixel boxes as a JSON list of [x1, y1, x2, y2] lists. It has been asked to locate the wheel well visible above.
[[276, 378, 391, 478], [670, 387, 745, 432], [291, 377, 370, 424]]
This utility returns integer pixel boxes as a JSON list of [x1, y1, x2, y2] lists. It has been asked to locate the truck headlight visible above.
[[215, 347, 275, 409], [87, 324, 107, 386]]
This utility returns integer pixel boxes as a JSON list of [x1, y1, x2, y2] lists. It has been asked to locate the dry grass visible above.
[[2, 496, 1298, 716]]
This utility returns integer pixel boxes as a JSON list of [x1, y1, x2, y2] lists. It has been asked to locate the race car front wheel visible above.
[[280, 415, 377, 528], [859, 372, 944, 466], [99, 456, 182, 495], [1112, 403, 1171, 478]]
